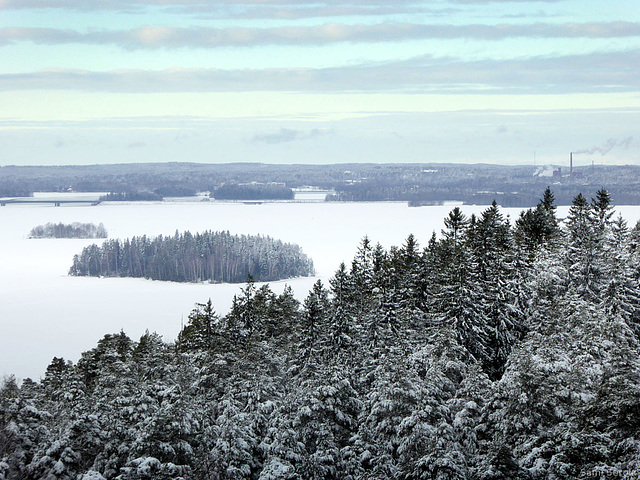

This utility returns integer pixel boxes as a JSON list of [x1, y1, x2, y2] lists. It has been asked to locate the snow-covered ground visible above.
[[2, 200, 640, 381]]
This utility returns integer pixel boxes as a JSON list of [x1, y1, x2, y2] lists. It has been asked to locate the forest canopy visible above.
[[3, 188, 640, 480], [28, 222, 108, 239], [68, 230, 314, 283]]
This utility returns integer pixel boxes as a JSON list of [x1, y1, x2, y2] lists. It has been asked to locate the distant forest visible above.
[[212, 183, 294, 201], [29, 222, 107, 239], [99, 192, 163, 202], [2, 188, 640, 479], [69, 230, 314, 283], [3, 162, 640, 206]]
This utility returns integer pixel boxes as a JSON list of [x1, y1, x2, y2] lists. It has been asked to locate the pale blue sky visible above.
[[1, 0, 639, 166]]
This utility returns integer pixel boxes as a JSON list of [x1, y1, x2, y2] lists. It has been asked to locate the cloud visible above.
[[501, 9, 553, 19], [223, 5, 433, 20], [0, 0, 425, 13], [2, 22, 639, 49], [0, 50, 638, 94], [450, 0, 561, 3], [252, 128, 330, 144], [0, 27, 83, 46], [171, 2, 447, 20], [0, 0, 565, 11]]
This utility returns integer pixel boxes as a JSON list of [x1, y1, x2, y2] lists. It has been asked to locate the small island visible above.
[[29, 222, 108, 239], [212, 183, 294, 201], [69, 230, 314, 283], [99, 192, 163, 202]]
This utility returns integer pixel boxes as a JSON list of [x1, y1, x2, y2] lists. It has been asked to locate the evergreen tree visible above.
[[592, 188, 615, 235], [469, 201, 512, 284], [228, 276, 258, 337], [301, 280, 331, 361], [479, 299, 640, 479], [601, 215, 640, 336], [565, 193, 603, 299], [329, 262, 355, 352], [439, 207, 470, 287], [267, 285, 300, 341], [396, 234, 428, 314], [437, 203, 524, 379], [178, 299, 219, 351], [351, 236, 375, 311]]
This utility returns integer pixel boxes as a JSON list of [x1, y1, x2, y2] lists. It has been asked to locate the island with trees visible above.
[[99, 192, 163, 202], [28, 222, 108, 239], [2, 187, 640, 479], [69, 230, 315, 283], [212, 183, 294, 201]]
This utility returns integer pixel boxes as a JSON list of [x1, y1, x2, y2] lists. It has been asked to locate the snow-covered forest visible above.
[[2, 188, 640, 479], [69, 231, 315, 283]]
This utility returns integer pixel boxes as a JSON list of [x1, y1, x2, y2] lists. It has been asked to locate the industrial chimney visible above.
[[570, 152, 573, 177]]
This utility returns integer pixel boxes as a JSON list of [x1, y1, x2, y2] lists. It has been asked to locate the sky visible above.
[[0, 0, 639, 166]]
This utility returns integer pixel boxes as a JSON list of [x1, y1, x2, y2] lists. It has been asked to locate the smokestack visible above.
[[570, 152, 573, 177]]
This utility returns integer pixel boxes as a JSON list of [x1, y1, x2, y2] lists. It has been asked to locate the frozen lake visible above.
[[2, 199, 640, 380]]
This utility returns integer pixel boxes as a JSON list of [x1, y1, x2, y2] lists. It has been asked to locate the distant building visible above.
[[553, 167, 562, 177]]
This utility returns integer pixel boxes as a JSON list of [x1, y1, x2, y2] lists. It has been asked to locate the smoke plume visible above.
[[575, 136, 633, 156]]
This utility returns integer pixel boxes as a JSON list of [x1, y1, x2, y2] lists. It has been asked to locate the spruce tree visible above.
[[178, 299, 219, 351], [565, 192, 605, 299], [301, 280, 331, 362]]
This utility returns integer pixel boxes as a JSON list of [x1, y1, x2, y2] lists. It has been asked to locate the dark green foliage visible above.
[[3, 188, 640, 480], [29, 222, 108, 239], [69, 230, 314, 283]]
